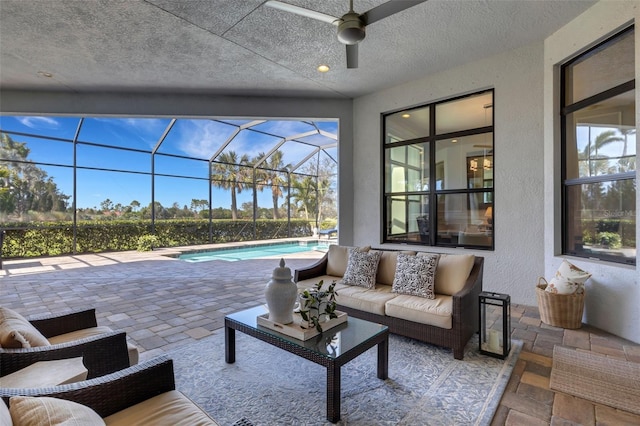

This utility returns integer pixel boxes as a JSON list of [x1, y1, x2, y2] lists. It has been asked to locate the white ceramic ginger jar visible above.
[[265, 258, 297, 324]]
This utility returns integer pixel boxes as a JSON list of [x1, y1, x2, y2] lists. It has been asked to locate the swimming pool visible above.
[[178, 241, 328, 262]]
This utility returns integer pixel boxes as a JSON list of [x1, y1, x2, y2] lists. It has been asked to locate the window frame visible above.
[[560, 25, 636, 265], [381, 89, 495, 249]]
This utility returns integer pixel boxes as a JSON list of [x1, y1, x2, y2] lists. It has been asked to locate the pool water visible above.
[[178, 241, 328, 262]]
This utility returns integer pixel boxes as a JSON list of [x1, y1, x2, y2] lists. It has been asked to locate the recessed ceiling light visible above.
[[37, 71, 53, 78], [401, 113, 410, 118], [452, 139, 458, 143], [317, 65, 330, 73]]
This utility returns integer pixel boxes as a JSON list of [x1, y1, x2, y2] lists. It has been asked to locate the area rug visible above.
[[550, 346, 640, 415], [170, 331, 522, 426]]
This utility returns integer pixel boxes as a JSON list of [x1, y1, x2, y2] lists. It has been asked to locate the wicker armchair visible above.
[[0, 309, 131, 379], [1, 356, 223, 425]]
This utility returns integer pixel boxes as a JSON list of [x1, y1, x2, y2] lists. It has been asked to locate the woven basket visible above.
[[536, 277, 585, 329]]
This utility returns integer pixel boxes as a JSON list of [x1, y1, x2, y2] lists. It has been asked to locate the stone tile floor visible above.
[[2, 245, 639, 425]]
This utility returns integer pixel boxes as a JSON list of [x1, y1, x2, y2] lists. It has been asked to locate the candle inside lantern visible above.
[[488, 329, 500, 351]]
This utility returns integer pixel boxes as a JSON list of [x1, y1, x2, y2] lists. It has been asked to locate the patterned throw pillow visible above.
[[340, 249, 382, 289], [544, 260, 591, 295], [392, 253, 440, 299]]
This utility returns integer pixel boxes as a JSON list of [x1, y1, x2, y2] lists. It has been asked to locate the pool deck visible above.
[[0, 238, 328, 361]]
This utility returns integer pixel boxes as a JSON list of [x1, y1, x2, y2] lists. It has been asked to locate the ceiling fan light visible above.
[[337, 14, 365, 44]]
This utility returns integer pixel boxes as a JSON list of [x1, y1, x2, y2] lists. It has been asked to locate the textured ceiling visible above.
[[0, 0, 596, 99]]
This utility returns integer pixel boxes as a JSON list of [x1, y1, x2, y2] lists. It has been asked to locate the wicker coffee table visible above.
[[225, 305, 389, 423]]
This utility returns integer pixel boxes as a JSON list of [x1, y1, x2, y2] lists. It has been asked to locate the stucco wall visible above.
[[543, 0, 639, 343], [353, 42, 546, 307]]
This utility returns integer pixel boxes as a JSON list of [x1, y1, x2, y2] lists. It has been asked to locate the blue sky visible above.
[[0, 115, 338, 210]]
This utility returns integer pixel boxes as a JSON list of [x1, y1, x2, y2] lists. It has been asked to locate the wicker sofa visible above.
[[0, 355, 222, 425], [295, 245, 484, 359], [0, 308, 138, 379]]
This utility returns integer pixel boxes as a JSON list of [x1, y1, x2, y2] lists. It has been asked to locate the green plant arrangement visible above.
[[298, 280, 338, 333]]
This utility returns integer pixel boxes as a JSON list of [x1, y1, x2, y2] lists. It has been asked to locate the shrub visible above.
[[597, 232, 622, 249], [137, 234, 160, 251]]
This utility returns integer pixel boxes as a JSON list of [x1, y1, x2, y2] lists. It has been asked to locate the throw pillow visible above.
[[326, 245, 371, 277], [545, 276, 583, 295], [340, 249, 382, 289], [372, 250, 417, 286], [9, 396, 105, 426], [545, 260, 591, 295], [392, 253, 440, 299], [0, 307, 50, 348]]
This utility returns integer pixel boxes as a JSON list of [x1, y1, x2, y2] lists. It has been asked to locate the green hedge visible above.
[[1, 219, 313, 259]]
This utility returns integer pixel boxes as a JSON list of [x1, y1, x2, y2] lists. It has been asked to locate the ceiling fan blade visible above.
[[361, 0, 428, 25], [265, 1, 340, 25], [346, 44, 358, 69]]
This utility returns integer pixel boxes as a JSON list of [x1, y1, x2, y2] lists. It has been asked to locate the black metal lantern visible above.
[[479, 291, 511, 359]]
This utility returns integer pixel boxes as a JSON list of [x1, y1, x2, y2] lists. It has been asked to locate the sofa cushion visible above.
[[9, 396, 105, 425], [296, 275, 348, 293], [48, 326, 139, 365], [372, 250, 417, 286], [326, 245, 370, 276], [103, 390, 219, 426], [337, 285, 397, 316], [418, 253, 475, 296], [385, 294, 453, 329], [392, 253, 440, 299], [340, 249, 382, 289], [0, 307, 50, 349]]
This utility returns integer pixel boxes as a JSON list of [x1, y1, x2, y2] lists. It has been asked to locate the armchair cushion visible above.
[[9, 396, 105, 425], [48, 326, 139, 366], [103, 390, 218, 426], [0, 308, 50, 349]]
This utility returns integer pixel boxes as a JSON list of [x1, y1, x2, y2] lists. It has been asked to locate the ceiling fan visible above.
[[265, 0, 428, 69]]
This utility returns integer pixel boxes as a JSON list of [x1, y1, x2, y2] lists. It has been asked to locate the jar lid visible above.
[[272, 258, 292, 280]]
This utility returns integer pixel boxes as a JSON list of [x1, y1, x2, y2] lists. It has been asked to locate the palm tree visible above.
[[580, 130, 624, 176], [291, 176, 316, 221], [211, 151, 250, 220], [257, 150, 289, 220]]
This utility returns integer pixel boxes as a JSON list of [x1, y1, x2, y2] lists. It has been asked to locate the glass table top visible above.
[[226, 305, 388, 359]]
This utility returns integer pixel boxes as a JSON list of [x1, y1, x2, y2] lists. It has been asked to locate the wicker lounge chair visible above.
[[1, 308, 132, 379], [1, 356, 232, 425]]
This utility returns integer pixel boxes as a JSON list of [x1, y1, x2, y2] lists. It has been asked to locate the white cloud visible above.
[[177, 120, 237, 159], [17, 116, 59, 129]]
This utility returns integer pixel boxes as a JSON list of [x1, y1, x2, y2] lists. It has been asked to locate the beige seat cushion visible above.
[[296, 275, 346, 292], [336, 284, 397, 316], [418, 253, 475, 296], [9, 396, 105, 425], [104, 390, 219, 426], [48, 326, 139, 365], [0, 307, 50, 348], [325, 245, 370, 276], [385, 294, 453, 329], [371, 250, 417, 286]]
